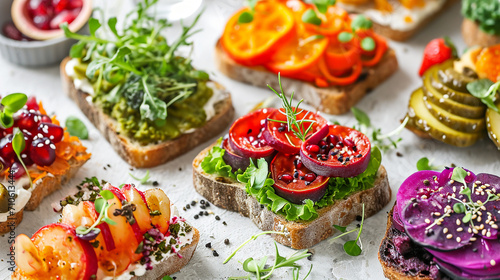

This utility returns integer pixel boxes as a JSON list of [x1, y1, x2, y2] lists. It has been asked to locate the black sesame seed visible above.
[[396, 152, 403, 157], [223, 221, 227, 226], [247, 129, 252, 134], [204, 211, 209, 216], [200, 205, 206, 210], [199, 211, 204, 216], [183, 207, 186, 211], [356, 215, 362, 222], [152, 181, 159, 187], [294, 171, 299, 178], [179, 167, 182, 171], [200, 200, 206, 204], [103, 167, 107, 170], [205, 202, 210, 207], [194, 215, 199, 219], [215, 215, 220, 220], [305, 181, 311, 186], [352, 146, 357, 152], [278, 126, 285, 132], [191, 201, 196, 206], [205, 242, 212, 248], [224, 239, 230, 245], [307, 255, 312, 261], [107, 164, 111, 168], [260, 204, 264, 209], [186, 204, 191, 209], [213, 250, 219, 257]]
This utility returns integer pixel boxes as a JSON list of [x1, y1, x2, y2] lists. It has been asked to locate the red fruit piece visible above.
[[25, 96, 39, 111], [16, 111, 42, 131], [418, 37, 457, 77], [50, 9, 79, 29], [0, 135, 15, 163], [28, 0, 53, 17], [2, 23, 23, 41], [11, 162, 26, 179], [30, 137, 56, 166], [38, 122, 64, 143], [52, 0, 68, 12]]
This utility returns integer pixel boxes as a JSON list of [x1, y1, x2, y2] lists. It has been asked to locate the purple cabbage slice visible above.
[[402, 199, 473, 251]]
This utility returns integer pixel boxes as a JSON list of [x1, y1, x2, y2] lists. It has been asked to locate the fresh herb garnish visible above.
[[466, 79, 499, 113], [0, 93, 27, 129], [238, 0, 258, 24], [12, 129, 32, 189], [337, 15, 374, 52], [302, 9, 322, 26], [225, 231, 312, 280], [416, 157, 442, 171], [350, 107, 408, 152], [129, 170, 151, 184], [301, 0, 337, 25], [329, 204, 365, 256], [62, 0, 207, 123], [65, 116, 89, 139], [267, 74, 316, 143], [76, 190, 117, 236]]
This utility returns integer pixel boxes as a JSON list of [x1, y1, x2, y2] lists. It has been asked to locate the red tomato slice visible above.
[[229, 108, 277, 158], [300, 124, 371, 177], [15, 223, 98, 280], [271, 153, 329, 204], [122, 184, 153, 234], [263, 107, 327, 154]]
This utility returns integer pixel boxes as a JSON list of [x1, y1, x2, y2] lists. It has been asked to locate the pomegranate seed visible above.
[[30, 137, 56, 166], [40, 115, 52, 123], [25, 96, 39, 110], [28, 0, 52, 17], [279, 174, 293, 184], [0, 156, 11, 170], [306, 145, 320, 153], [344, 138, 354, 147], [52, 0, 68, 12], [16, 112, 42, 131], [327, 135, 339, 145], [67, 0, 83, 9], [33, 15, 51, 30], [11, 162, 26, 179], [2, 23, 23, 41], [0, 135, 15, 162], [319, 140, 327, 148], [50, 9, 78, 29], [304, 173, 316, 182], [38, 123, 64, 143]]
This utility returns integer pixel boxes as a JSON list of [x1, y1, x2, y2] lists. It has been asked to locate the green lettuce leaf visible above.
[[201, 144, 382, 222], [200, 139, 241, 180]]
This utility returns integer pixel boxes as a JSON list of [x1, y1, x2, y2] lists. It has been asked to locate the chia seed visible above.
[[215, 216, 220, 220], [191, 201, 196, 206], [213, 250, 219, 257], [224, 239, 230, 245], [205, 242, 212, 248], [223, 221, 227, 226], [194, 215, 199, 219], [152, 181, 159, 187]]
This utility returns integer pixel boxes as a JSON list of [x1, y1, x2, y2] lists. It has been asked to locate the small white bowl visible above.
[[0, 0, 89, 67]]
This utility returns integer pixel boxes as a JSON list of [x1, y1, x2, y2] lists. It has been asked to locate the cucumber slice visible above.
[[408, 88, 483, 147], [486, 104, 500, 149], [423, 97, 486, 133]]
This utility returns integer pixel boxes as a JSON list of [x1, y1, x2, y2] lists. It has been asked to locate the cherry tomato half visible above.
[[300, 124, 371, 177], [229, 108, 277, 158], [271, 153, 329, 204], [263, 107, 327, 155]]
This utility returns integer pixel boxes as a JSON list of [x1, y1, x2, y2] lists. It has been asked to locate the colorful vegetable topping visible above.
[[271, 153, 329, 204], [221, 0, 388, 87], [221, 1, 296, 66], [229, 108, 276, 158], [300, 124, 371, 178], [419, 37, 457, 76], [395, 167, 500, 279]]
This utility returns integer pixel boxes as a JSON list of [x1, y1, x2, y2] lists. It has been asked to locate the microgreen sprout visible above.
[[351, 107, 408, 152], [76, 190, 117, 236], [0, 93, 27, 129], [225, 231, 312, 280], [336, 15, 375, 52], [267, 74, 317, 144], [238, 0, 258, 24], [329, 204, 365, 256], [466, 79, 499, 113], [302, 0, 336, 26], [416, 157, 442, 171], [12, 129, 32, 190], [129, 170, 151, 184]]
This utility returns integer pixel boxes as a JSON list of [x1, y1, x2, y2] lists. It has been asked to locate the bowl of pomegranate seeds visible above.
[[0, 0, 92, 66]]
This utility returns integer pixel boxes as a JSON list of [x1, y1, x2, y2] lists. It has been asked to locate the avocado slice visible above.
[[486, 104, 500, 149], [423, 97, 486, 133], [407, 88, 483, 147]]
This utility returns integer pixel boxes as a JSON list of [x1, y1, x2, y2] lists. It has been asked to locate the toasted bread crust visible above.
[[11, 227, 200, 280], [215, 41, 398, 115], [192, 144, 391, 249], [61, 57, 235, 168], [368, 0, 458, 41], [0, 210, 23, 234], [0, 153, 88, 234], [462, 18, 500, 47]]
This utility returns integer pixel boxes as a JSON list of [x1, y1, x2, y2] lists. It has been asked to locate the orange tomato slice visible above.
[[266, 26, 329, 75], [221, 1, 295, 66], [476, 44, 500, 82]]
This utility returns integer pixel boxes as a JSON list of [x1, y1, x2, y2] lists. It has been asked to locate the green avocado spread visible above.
[[462, 0, 500, 35], [64, 1, 213, 146]]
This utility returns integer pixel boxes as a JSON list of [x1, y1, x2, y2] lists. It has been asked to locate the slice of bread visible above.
[[192, 144, 391, 249], [367, 0, 458, 42], [0, 153, 88, 234], [462, 18, 500, 47], [11, 226, 200, 280], [60, 57, 235, 168], [215, 41, 397, 115], [378, 206, 447, 280]]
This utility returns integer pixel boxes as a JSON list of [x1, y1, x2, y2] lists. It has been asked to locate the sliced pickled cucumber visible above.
[[407, 88, 483, 147], [423, 97, 486, 133], [486, 104, 500, 149], [423, 82, 486, 119], [438, 67, 476, 92], [430, 72, 483, 107], [0, 184, 8, 213]]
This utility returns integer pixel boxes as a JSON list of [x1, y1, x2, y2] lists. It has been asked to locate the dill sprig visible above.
[[267, 74, 316, 143]]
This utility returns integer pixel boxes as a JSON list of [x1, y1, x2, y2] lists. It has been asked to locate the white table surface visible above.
[[1, 1, 499, 279]]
